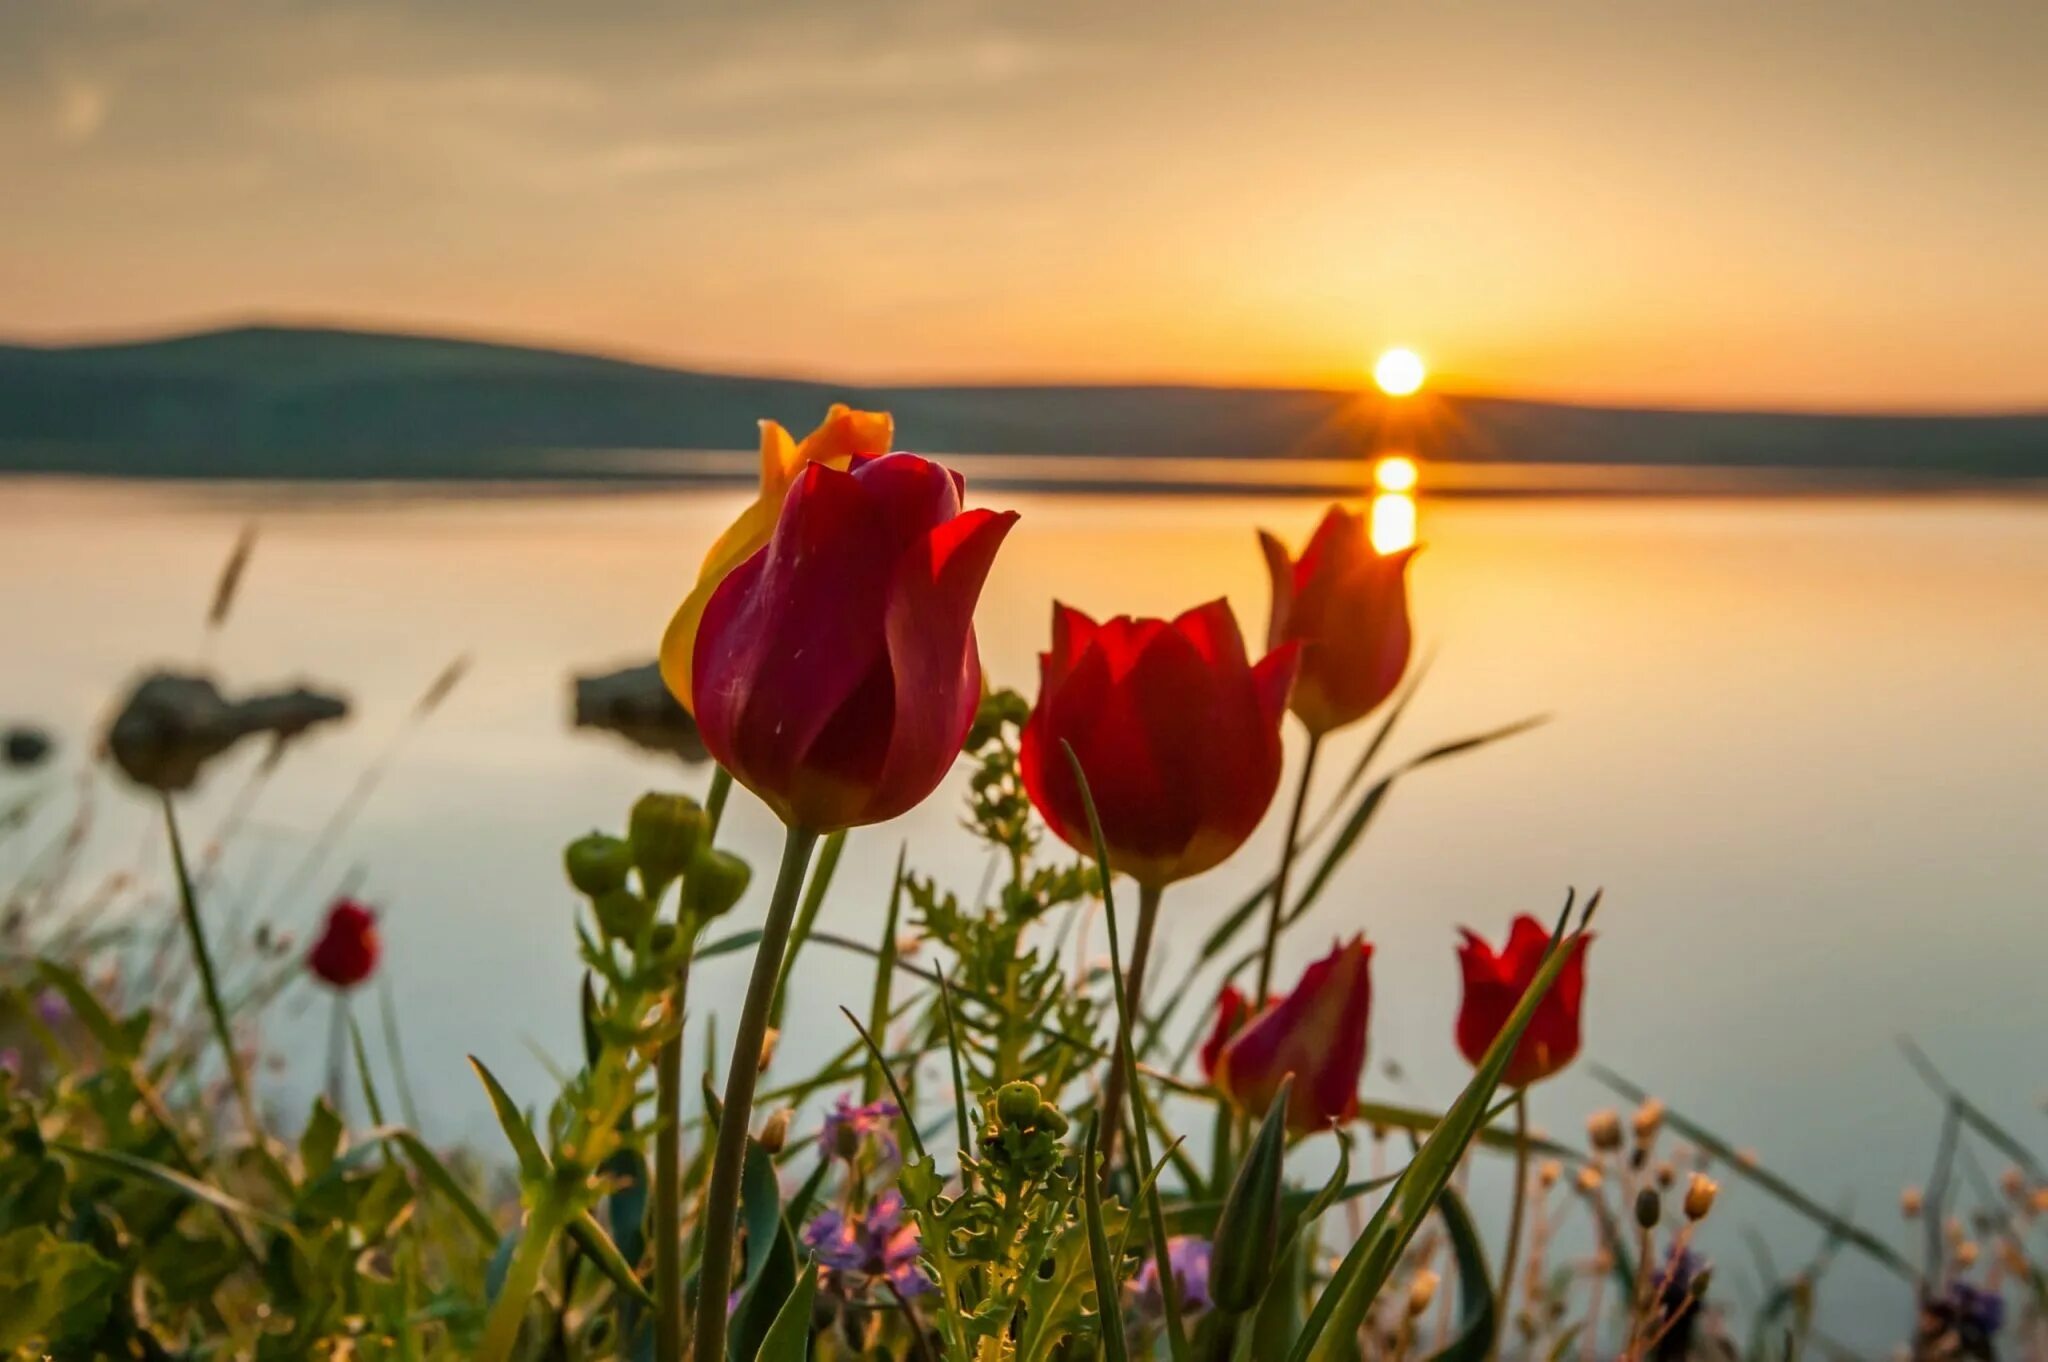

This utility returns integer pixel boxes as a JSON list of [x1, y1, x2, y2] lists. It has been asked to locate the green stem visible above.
[[689, 822, 820, 1362], [1492, 1092, 1530, 1361], [653, 946, 697, 1362], [161, 795, 263, 1140], [476, 1195, 566, 1362], [1098, 882, 1162, 1173], [1253, 732, 1321, 1004]]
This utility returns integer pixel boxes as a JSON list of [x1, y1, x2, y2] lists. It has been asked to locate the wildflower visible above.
[[1130, 1236, 1212, 1317], [307, 898, 379, 990], [1577, 1165, 1605, 1193], [1587, 1108, 1623, 1152], [1211, 938, 1372, 1135], [1684, 1172, 1719, 1221], [802, 1190, 932, 1299], [680, 451, 1016, 832], [1019, 600, 1297, 890], [661, 406, 893, 714], [1651, 1248, 1710, 1362], [1632, 1097, 1666, 1145], [1916, 1281, 2005, 1360], [1406, 1269, 1440, 1317], [1257, 504, 1416, 735], [1454, 915, 1591, 1088], [819, 1094, 902, 1164]]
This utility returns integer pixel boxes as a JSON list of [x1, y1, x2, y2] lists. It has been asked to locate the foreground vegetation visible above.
[[1, 409, 2043, 1361]]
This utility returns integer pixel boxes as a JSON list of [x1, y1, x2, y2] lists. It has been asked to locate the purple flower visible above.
[[819, 1094, 902, 1164], [34, 989, 70, 1027], [1918, 1280, 2006, 1358], [1131, 1236, 1212, 1316], [802, 1190, 932, 1299]]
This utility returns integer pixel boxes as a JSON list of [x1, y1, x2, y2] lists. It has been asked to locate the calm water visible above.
[[4, 475, 2045, 1345]]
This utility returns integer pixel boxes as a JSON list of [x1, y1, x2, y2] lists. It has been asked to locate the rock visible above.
[[2, 726, 52, 769], [106, 671, 350, 792], [571, 661, 706, 763]]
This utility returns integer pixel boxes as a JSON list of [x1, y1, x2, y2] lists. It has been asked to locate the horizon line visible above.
[[6, 310, 2046, 423]]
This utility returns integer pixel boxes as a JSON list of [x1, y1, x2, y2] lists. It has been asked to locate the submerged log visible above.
[[106, 671, 350, 792]]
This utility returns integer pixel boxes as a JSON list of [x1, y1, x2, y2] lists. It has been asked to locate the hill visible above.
[[1, 324, 2043, 481]]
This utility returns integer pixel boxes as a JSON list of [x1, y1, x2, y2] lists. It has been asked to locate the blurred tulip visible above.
[[308, 898, 379, 990], [1211, 937, 1372, 1134], [1019, 600, 1297, 890], [1199, 983, 1251, 1080], [683, 452, 1015, 832], [1455, 914, 1591, 1088], [661, 406, 893, 713], [1259, 504, 1415, 736]]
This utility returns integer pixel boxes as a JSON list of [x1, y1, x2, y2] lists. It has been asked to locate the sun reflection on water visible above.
[[1371, 455, 1419, 551]]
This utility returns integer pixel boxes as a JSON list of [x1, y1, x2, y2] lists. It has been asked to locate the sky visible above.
[[3, 0, 2045, 410]]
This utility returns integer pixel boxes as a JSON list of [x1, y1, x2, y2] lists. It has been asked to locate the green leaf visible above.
[[1080, 1118, 1130, 1362], [34, 959, 146, 1062], [1210, 1076, 1294, 1314], [468, 1054, 550, 1183], [1289, 900, 1590, 1362], [837, 1005, 928, 1162], [728, 1212, 798, 1362], [863, 845, 908, 1105], [0, 1227, 120, 1350], [752, 1255, 817, 1362], [1422, 1188, 1495, 1362], [739, 1138, 784, 1287], [569, 1209, 655, 1307], [354, 1125, 498, 1245], [53, 1141, 298, 1235], [300, 1096, 345, 1181], [348, 1014, 389, 1129]]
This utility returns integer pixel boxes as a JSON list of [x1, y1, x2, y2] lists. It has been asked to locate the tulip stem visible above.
[[653, 944, 696, 1362], [1253, 731, 1321, 1005], [1098, 880, 1162, 1173], [1492, 1090, 1530, 1361], [690, 821, 820, 1362]]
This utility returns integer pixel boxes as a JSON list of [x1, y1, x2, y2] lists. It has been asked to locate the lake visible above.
[[3, 472, 2044, 1349]]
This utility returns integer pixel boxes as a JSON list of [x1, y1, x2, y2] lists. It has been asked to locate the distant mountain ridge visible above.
[[2, 324, 2043, 481]]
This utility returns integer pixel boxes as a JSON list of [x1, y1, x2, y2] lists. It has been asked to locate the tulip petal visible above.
[[692, 463, 893, 814], [859, 507, 1019, 825], [1216, 939, 1371, 1133], [1257, 529, 1296, 654]]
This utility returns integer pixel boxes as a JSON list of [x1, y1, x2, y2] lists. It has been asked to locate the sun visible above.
[[1373, 347, 1427, 397]]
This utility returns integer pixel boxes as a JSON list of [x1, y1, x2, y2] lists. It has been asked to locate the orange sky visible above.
[[3, 1, 2046, 410]]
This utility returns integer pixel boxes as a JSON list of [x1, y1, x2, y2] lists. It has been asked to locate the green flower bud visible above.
[[564, 833, 635, 897], [682, 847, 751, 922], [628, 792, 707, 894], [995, 1081, 1044, 1126], [592, 889, 654, 940], [1635, 1187, 1663, 1230]]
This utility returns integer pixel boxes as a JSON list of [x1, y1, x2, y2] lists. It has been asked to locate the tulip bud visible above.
[[1209, 1075, 1294, 1315], [1684, 1172, 1719, 1221], [591, 889, 653, 940], [681, 847, 751, 922], [1901, 1186, 1923, 1218], [1406, 1269, 1439, 1318], [1587, 1109, 1623, 1152], [1635, 1188, 1662, 1230], [628, 792, 707, 895], [759, 1107, 792, 1154], [1631, 1098, 1665, 1145], [564, 833, 634, 897]]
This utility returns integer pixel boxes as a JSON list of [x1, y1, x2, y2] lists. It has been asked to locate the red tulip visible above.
[[1210, 938, 1372, 1134], [1019, 600, 1297, 890], [308, 898, 379, 990], [1455, 915, 1591, 1088], [689, 452, 1017, 833], [1259, 505, 1415, 736], [1199, 983, 1251, 1081]]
